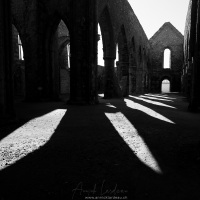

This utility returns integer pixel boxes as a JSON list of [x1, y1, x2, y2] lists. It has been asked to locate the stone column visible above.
[[129, 52, 137, 94], [119, 61, 129, 96], [104, 57, 122, 98], [189, 2, 200, 111], [129, 66, 137, 94], [50, 31, 60, 100], [23, 2, 42, 101], [118, 44, 129, 97], [0, 0, 15, 118], [69, 0, 98, 104]]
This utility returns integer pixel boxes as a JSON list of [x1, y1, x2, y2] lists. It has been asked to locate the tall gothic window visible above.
[[115, 43, 119, 67], [67, 43, 70, 68], [18, 35, 24, 60], [163, 48, 171, 69]]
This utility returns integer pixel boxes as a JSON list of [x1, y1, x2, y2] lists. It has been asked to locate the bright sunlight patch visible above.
[[0, 109, 67, 170]]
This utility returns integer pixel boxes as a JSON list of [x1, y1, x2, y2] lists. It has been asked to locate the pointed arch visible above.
[[98, 6, 122, 98], [43, 14, 70, 99]]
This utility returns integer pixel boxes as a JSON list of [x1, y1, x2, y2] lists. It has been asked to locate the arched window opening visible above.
[[18, 35, 24, 60], [161, 79, 170, 93], [97, 23, 104, 93], [163, 49, 171, 69], [12, 25, 25, 99], [115, 43, 119, 68], [98, 24, 104, 67], [67, 43, 70, 68], [56, 20, 70, 96]]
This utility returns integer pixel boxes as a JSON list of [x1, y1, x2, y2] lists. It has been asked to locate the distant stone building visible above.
[[149, 22, 184, 93]]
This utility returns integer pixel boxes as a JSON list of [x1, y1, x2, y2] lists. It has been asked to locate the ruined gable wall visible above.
[[149, 23, 184, 92], [150, 24, 184, 72]]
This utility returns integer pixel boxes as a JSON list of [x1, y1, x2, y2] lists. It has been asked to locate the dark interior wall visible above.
[[10, 0, 150, 101], [0, 0, 14, 118], [98, 0, 150, 94], [183, 0, 200, 111]]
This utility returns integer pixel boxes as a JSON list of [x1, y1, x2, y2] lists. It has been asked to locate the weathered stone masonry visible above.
[[149, 22, 184, 93], [183, 0, 200, 111], [0, 0, 14, 118], [9, 0, 150, 103], [1, 0, 192, 118]]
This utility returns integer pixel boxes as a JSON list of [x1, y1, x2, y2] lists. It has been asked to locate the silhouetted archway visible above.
[[12, 24, 25, 100]]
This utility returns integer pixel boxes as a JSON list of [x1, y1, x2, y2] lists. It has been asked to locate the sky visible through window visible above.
[[98, 0, 190, 66]]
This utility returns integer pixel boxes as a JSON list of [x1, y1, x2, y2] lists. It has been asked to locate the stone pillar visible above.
[[104, 57, 122, 98], [129, 66, 137, 94], [23, 2, 43, 101], [69, 0, 98, 104], [189, 3, 200, 111], [50, 31, 60, 100], [129, 51, 137, 94], [189, 56, 200, 111], [119, 61, 129, 96], [0, 0, 15, 118]]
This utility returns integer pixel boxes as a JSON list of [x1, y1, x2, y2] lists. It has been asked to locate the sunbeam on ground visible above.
[[129, 95, 176, 109], [144, 94, 176, 100], [139, 95, 173, 102], [105, 112, 162, 174], [0, 109, 67, 171], [124, 99, 175, 124]]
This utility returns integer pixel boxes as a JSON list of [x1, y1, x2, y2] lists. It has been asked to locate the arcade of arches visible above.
[[0, 0, 200, 199], [2, 1, 198, 113]]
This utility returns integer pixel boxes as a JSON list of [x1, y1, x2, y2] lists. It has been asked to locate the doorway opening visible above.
[[161, 79, 170, 93]]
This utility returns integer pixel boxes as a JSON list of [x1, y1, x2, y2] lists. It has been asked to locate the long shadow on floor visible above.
[[0, 101, 66, 141], [0, 96, 200, 199]]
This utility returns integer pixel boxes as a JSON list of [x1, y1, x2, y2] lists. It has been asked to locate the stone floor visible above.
[[0, 93, 200, 200]]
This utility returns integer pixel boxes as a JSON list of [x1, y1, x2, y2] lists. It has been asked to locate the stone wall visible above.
[[149, 22, 184, 93], [10, 0, 150, 101], [0, 0, 14, 117], [183, 0, 200, 111]]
